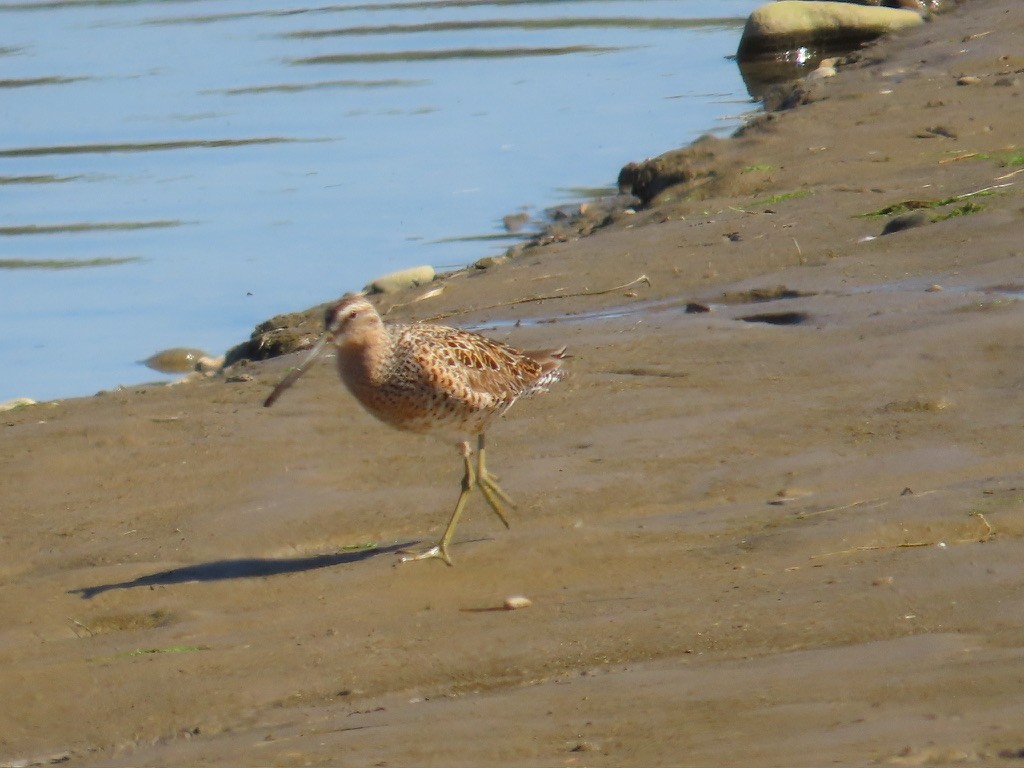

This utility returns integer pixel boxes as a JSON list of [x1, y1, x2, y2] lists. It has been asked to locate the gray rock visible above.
[[364, 265, 435, 294], [502, 212, 531, 233], [737, 1, 925, 61], [141, 347, 211, 374]]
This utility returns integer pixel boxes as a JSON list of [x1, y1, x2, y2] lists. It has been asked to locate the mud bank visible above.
[[3, 1, 1024, 765]]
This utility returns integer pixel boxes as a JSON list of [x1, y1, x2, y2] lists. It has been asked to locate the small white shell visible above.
[[503, 595, 532, 610]]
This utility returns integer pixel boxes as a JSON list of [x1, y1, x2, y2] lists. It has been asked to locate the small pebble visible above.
[[195, 354, 224, 374], [956, 75, 981, 86], [569, 741, 597, 753], [769, 486, 814, 505], [916, 125, 957, 139], [806, 64, 836, 81], [503, 595, 532, 610], [923, 396, 953, 412]]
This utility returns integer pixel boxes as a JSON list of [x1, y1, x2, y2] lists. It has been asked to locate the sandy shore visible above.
[[4, 2, 1024, 765]]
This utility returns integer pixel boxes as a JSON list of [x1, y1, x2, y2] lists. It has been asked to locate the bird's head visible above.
[[263, 293, 382, 408], [324, 294, 383, 348]]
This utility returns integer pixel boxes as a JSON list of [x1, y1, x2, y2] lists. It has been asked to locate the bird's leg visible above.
[[475, 433, 514, 529], [399, 441, 475, 566]]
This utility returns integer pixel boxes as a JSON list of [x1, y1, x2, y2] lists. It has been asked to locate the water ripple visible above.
[[0, 137, 325, 157], [139, 0, 671, 27], [285, 16, 745, 39], [0, 174, 86, 185], [293, 45, 620, 66], [208, 78, 428, 96], [0, 75, 88, 88], [0, 256, 142, 270], [0, 221, 184, 236]]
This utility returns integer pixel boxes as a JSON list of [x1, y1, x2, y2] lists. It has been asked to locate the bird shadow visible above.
[[68, 541, 417, 600]]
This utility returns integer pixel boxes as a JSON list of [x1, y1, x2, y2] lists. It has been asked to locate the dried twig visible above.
[[796, 489, 943, 520], [68, 617, 94, 638], [421, 273, 651, 322], [994, 167, 1024, 181], [955, 182, 1014, 198], [381, 285, 446, 316], [810, 510, 997, 560], [938, 152, 979, 165], [795, 497, 887, 519], [969, 511, 995, 540]]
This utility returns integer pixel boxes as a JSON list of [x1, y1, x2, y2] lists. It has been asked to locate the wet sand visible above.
[[4, 1, 1024, 765]]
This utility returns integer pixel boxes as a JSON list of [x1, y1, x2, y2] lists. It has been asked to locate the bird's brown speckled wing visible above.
[[403, 325, 543, 404]]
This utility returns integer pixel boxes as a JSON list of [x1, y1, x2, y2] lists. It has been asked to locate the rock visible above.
[[832, 0, 930, 9], [142, 348, 224, 377], [225, 306, 326, 364], [501, 212, 530, 232], [805, 62, 837, 80], [618, 136, 723, 205], [916, 125, 958, 139], [503, 595, 532, 610], [761, 80, 825, 111], [364, 265, 435, 295], [474, 256, 507, 270], [194, 354, 225, 374], [141, 348, 216, 374], [737, 1, 925, 61]]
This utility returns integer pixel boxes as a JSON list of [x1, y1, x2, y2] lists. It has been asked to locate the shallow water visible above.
[[0, 0, 762, 402]]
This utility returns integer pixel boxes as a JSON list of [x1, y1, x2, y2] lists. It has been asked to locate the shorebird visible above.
[[264, 293, 567, 565]]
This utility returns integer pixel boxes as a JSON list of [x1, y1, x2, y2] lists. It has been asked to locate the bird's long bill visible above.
[[263, 334, 330, 408]]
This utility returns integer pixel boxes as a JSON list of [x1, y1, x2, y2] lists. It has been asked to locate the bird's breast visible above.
[[335, 347, 497, 436]]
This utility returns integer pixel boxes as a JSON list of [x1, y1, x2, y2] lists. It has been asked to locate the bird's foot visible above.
[[398, 544, 453, 567], [477, 471, 515, 529]]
